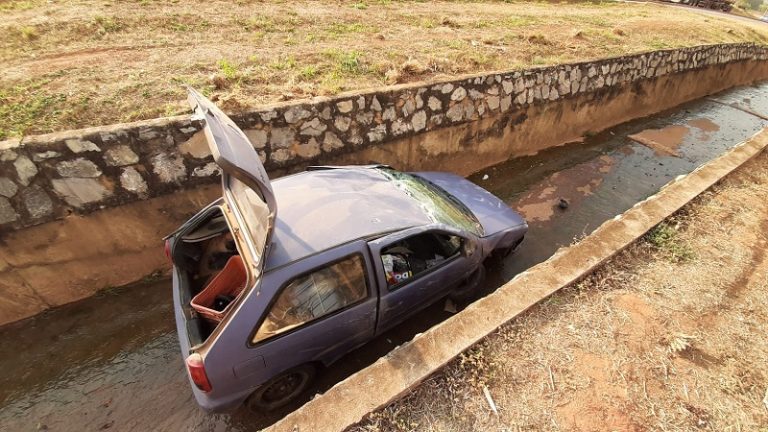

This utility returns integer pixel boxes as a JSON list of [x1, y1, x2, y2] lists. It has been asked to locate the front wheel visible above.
[[450, 264, 486, 303], [246, 364, 316, 412]]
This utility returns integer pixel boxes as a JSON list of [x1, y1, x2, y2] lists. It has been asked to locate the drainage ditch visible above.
[[1, 83, 767, 431]]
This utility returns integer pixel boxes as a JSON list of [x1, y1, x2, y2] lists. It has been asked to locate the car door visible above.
[[368, 227, 476, 334], [245, 240, 378, 371]]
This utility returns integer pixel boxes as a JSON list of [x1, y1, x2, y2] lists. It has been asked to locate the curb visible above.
[[265, 127, 768, 432]]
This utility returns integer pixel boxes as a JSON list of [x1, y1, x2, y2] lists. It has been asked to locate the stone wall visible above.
[[1, 43, 767, 232]]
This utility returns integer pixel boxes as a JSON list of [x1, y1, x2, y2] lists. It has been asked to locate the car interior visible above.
[[252, 255, 367, 343], [171, 208, 245, 328], [380, 233, 462, 287]]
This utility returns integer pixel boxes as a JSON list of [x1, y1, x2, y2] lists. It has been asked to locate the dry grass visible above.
[[2, 0, 768, 138], [350, 150, 768, 431]]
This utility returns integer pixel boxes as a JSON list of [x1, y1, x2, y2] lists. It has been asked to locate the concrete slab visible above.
[[266, 127, 768, 432]]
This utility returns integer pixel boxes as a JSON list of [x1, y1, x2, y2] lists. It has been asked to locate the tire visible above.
[[484, 247, 512, 269], [450, 264, 486, 303], [246, 364, 316, 411]]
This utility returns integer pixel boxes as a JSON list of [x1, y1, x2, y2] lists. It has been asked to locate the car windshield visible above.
[[377, 168, 484, 236]]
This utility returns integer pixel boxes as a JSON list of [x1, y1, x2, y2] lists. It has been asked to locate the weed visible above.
[[299, 65, 319, 80], [326, 22, 370, 35], [649, 38, 671, 50], [20, 25, 38, 40], [351, 2, 368, 9], [269, 56, 297, 71], [217, 59, 239, 80], [168, 20, 190, 32], [646, 223, 696, 263], [240, 15, 277, 32], [323, 49, 366, 75], [93, 16, 124, 34]]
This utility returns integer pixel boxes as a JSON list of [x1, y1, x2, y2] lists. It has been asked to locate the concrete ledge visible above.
[[266, 128, 768, 432]]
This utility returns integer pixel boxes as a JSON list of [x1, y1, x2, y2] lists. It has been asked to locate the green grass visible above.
[[647, 223, 696, 263], [269, 56, 297, 71], [299, 65, 319, 80], [217, 59, 239, 79], [0, 83, 67, 139], [323, 49, 367, 75]]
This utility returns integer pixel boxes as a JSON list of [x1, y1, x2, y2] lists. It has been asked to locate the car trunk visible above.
[[171, 203, 246, 344], [170, 88, 279, 349]]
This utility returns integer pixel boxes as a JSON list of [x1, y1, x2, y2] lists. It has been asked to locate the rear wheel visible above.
[[246, 364, 316, 411]]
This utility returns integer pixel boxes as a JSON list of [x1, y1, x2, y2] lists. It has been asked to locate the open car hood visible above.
[[187, 87, 277, 276]]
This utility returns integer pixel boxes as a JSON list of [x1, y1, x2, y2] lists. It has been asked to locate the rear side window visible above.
[[252, 255, 367, 343]]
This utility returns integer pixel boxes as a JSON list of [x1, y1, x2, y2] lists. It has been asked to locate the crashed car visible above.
[[166, 88, 528, 412]]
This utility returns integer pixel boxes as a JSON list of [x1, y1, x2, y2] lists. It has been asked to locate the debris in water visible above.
[[482, 386, 498, 415], [557, 198, 569, 210], [482, 174, 489, 180], [444, 298, 457, 314]]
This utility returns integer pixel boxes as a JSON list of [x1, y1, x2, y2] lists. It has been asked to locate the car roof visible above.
[[263, 167, 433, 271]]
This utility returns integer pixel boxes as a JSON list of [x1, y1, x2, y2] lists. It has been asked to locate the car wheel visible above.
[[246, 364, 316, 412], [450, 264, 486, 303]]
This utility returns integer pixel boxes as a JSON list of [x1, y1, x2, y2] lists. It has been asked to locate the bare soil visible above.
[[350, 149, 768, 431], [2, 0, 768, 138]]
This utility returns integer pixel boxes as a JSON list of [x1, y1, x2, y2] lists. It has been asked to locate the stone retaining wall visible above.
[[1, 43, 767, 232]]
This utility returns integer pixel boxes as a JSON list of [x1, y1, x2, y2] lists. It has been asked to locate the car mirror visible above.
[[461, 239, 476, 258]]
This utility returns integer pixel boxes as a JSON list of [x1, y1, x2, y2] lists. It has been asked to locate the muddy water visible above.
[[472, 82, 768, 281], [2, 83, 768, 431]]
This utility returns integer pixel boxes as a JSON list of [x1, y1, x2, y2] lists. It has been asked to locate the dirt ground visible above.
[[2, 0, 768, 138], [350, 149, 768, 431]]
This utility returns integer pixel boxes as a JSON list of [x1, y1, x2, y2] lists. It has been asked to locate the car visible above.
[[166, 88, 528, 412]]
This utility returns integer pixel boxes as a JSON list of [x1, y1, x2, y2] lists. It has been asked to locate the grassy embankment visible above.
[[2, 0, 768, 138]]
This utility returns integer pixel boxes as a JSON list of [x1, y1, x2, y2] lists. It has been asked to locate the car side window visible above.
[[252, 255, 368, 343], [381, 232, 463, 288]]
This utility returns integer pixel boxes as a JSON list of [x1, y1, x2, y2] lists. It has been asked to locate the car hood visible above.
[[413, 172, 526, 236]]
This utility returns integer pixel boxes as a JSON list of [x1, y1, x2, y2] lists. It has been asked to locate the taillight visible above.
[[185, 353, 212, 392], [164, 239, 172, 263]]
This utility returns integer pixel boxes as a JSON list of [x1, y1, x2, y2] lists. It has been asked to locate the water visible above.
[[2, 83, 767, 431]]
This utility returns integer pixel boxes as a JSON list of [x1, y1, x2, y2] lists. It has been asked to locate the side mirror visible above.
[[461, 238, 477, 258]]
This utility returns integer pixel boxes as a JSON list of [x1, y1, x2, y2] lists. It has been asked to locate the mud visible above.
[[1, 83, 767, 431], [628, 125, 690, 156]]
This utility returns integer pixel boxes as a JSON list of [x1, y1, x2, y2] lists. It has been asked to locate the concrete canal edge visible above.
[[265, 127, 768, 432]]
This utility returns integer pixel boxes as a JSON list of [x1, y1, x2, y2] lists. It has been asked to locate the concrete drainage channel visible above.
[[1, 82, 767, 430]]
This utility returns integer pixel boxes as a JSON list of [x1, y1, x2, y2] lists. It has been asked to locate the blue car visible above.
[[166, 89, 528, 412]]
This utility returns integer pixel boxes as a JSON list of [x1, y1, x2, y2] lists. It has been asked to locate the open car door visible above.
[[187, 87, 277, 281]]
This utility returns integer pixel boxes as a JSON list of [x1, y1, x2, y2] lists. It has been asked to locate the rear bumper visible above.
[[172, 267, 257, 413]]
